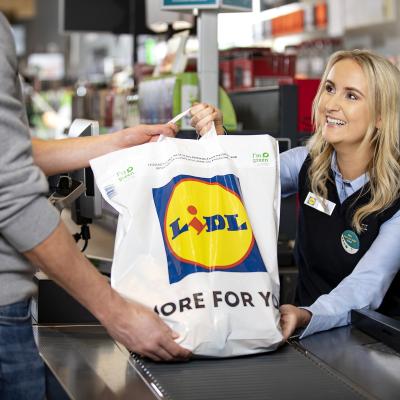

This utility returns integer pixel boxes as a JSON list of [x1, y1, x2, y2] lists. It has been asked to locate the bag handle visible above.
[[199, 122, 218, 140], [157, 108, 217, 142]]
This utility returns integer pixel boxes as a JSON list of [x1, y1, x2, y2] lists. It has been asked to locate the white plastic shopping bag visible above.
[[90, 126, 283, 357]]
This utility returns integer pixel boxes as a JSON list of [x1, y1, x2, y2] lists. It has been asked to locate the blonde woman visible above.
[[191, 49, 400, 340]]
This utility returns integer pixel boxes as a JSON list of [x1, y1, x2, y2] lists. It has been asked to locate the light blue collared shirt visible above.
[[280, 146, 400, 338]]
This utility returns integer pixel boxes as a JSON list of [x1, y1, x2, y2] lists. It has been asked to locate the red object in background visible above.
[[231, 48, 273, 90], [104, 90, 114, 127], [295, 78, 320, 134], [221, 48, 296, 91], [272, 10, 304, 36], [314, 2, 328, 29], [133, 63, 155, 85], [219, 49, 234, 91], [185, 58, 197, 73], [279, 53, 297, 77]]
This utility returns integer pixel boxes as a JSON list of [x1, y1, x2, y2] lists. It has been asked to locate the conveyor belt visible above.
[[129, 344, 369, 400], [37, 324, 400, 399]]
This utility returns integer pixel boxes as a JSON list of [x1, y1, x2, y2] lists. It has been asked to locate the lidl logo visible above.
[[153, 174, 267, 284], [307, 196, 316, 206]]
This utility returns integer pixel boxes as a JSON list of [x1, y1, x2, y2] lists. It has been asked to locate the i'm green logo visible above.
[[117, 165, 134, 182], [252, 152, 270, 163]]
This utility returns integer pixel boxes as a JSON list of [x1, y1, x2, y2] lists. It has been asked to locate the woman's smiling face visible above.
[[318, 58, 373, 150]]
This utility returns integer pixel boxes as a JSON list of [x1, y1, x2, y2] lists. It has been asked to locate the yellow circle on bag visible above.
[[164, 178, 254, 269]]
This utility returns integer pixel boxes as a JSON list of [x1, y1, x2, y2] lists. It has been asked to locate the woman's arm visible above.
[[284, 210, 400, 339], [279, 146, 308, 197], [31, 124, 178, 176]]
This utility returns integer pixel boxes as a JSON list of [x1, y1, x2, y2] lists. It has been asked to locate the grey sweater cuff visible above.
[[4, 197, 60, 252]]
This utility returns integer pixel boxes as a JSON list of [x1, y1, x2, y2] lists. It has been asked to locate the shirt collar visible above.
[[330, 151, 369, 191]]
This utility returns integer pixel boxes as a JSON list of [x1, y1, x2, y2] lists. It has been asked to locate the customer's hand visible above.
[[115, 123, 179, 148], [190, 103, 224, 136], [279, 304, 312, 341], [101, 292, 191, 361]]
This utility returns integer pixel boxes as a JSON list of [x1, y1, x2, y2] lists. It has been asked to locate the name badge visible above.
[[304, 192, 336, 216]]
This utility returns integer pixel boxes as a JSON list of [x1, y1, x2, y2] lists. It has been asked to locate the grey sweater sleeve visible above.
[[0, 13, 59, 252]]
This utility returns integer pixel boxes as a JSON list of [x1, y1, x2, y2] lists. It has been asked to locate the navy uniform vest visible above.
[[295, 156, 400, 316]]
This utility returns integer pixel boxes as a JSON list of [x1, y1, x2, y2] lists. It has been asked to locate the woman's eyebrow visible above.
[[344, 86, 365, 97]]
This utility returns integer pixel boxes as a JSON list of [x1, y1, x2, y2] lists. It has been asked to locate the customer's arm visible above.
[[0, 13, 189, 361], [31, 123, 178, 176], [24, 221, 191, 361]]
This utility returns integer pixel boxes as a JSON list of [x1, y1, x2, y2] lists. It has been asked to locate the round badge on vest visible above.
[[341, 229, 360, 254]]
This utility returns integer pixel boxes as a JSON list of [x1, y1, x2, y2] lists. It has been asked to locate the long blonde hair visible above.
[[307, 49, 400, 233]]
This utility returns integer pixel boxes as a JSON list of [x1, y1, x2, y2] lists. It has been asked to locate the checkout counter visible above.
[[35, 310, 400, 399], [32, 212, 400, 399]]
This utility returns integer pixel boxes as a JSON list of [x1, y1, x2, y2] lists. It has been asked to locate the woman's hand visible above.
[[190, 103, 224, 136], [279, 304, 312, 340]]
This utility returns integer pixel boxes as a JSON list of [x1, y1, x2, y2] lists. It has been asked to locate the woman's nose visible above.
[[325, 94, 341, 112]]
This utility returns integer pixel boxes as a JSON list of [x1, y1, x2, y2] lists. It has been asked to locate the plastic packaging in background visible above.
[[90, 126, 283, 357]]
